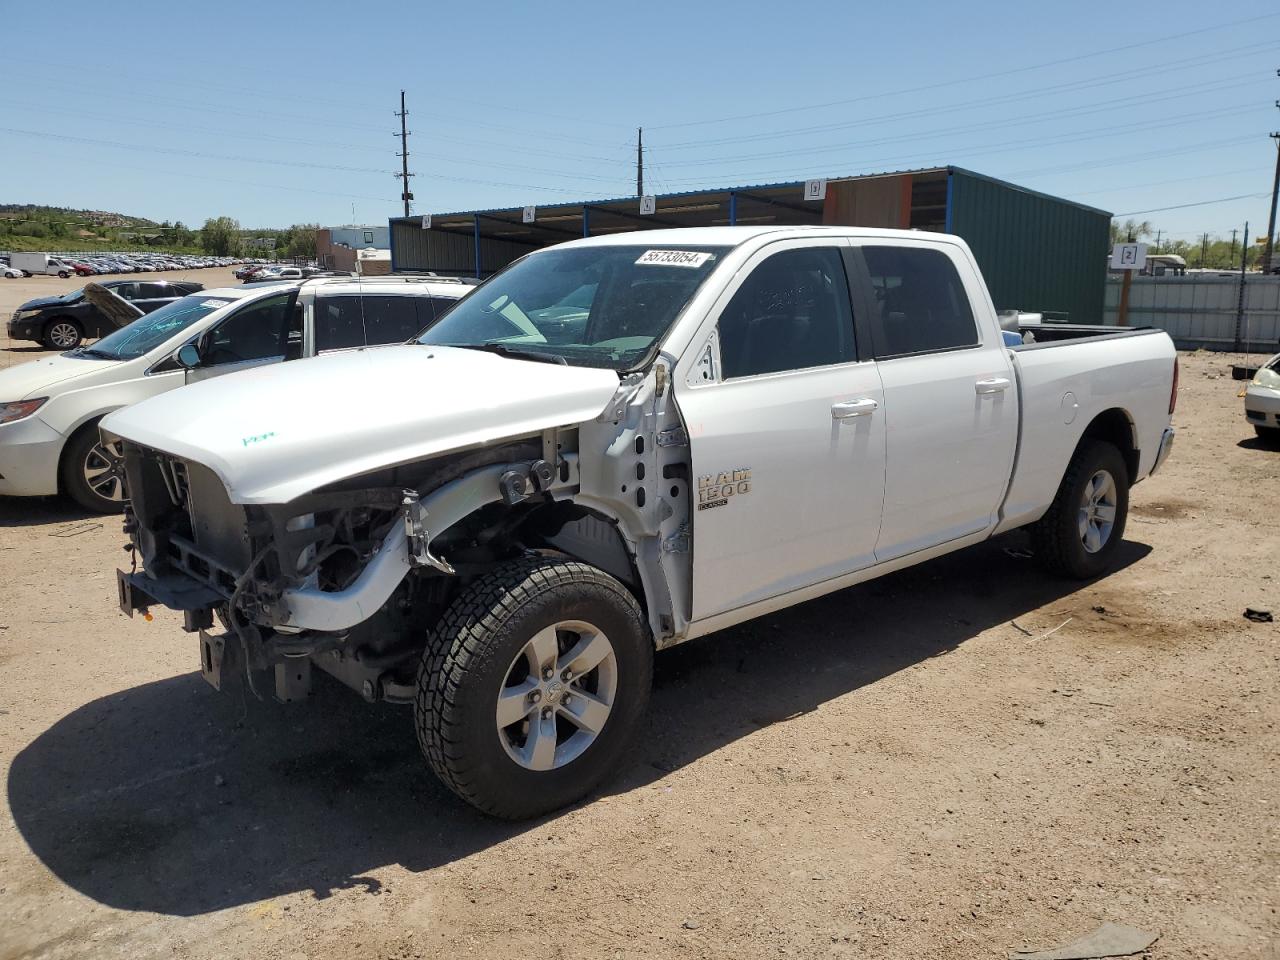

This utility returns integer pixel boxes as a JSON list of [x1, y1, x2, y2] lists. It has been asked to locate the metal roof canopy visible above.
[[390, 166, 1109, 251]]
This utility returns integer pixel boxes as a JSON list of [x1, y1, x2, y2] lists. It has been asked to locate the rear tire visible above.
[[1030, 440, 1129, 579], [61, 423, 127, 514], [42, 319, 83, 350], [415, 556, 652, 820]]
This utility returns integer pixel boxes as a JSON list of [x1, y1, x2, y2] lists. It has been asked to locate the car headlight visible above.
[[0, 398, 47, 425], [1252, 367, 1280, 389], [15, 309, 39, 320]]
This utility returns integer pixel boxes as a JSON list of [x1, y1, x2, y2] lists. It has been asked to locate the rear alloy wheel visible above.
[[42, 320, 82, 350], [61, 425, 128, 513], [416, 556, 652, 820], [1031, 440, 1129, 579]]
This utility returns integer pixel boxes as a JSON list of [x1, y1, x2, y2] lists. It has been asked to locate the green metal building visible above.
[[389, 166, 1112, 323]]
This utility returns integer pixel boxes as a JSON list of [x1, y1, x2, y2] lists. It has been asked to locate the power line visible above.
[[651, 74, 1258, 171], [1113, 193, 1270, 216], [647, 12, 1280, 130], [651, 41, 1274, 153], [652, 110, 1258, 188]]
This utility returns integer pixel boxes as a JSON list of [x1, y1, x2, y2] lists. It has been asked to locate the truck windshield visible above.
[[417, 245, 729, 370], [80, 295, 235, 361]]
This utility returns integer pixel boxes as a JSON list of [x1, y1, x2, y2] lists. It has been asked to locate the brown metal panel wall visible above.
[[947, 170, 1110, 323], [821, 176, 905, 228], [390, 220, 531, 276]]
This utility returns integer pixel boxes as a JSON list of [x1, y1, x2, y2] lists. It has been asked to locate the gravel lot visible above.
[[0, 285, 1276, 959]]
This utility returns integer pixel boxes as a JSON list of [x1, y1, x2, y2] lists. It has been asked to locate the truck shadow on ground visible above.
[[8, 536, 1150, 917]]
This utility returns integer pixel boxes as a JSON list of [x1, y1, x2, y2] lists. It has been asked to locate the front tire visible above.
[[61, 423, 127, 513], [416, 556, 652, 820], [42, 319, 83, 350], [1031, 440, 1129, 579]]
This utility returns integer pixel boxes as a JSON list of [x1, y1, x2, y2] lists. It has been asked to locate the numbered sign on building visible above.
[[420, 214, 432, 230], [522, 206, 536, 224], [639, 195, 657, 216], [803, 178, 828, 202]]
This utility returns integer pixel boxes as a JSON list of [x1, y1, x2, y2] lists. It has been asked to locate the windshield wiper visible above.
[[70, 347, 118, 360], [442, 343, 567, 366]]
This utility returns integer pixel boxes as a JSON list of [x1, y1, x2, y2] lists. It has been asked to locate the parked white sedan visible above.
[[0, 277, 469, 511], [1245, 352, 1280, 441]]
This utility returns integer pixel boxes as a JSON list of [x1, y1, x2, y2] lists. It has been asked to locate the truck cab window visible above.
[[862, 247, 978, 357], [716, 247, 855, 379]]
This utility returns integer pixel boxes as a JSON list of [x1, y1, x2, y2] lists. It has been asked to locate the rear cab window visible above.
[[859, 246, 979, 358]]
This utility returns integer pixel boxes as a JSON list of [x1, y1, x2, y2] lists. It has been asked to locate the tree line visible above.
[[1110, 218, 1276, 270]]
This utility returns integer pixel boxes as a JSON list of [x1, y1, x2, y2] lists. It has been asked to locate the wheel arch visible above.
[[56, 413, 112, 492], [1076, 407, 1139, 483]]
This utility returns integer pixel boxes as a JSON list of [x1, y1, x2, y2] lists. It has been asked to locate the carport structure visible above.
[[389, 167, 1112, 322]]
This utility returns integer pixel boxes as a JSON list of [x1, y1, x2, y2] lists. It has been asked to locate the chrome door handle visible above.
[[975, 377, 1011, 395], [831, 398, 879, 420]]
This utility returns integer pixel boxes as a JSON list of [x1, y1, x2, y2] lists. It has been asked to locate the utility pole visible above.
[[1199, 232, 1208, 268], [1263, 124, 1279, 274], [1154, 229, 1161, 253], [1230, 228, 1238, 263], [395, 90, 414, 219], [1234, 221, 1249, 350], [636, 127, 644, 198]]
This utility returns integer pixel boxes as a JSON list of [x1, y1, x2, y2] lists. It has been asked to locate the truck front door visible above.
[[676, 242, 887, 621], [848, 241, 1019, 561]]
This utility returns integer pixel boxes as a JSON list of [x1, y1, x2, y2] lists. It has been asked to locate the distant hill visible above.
[[0, 204, 192, 253], [0, 204, 159, 229]]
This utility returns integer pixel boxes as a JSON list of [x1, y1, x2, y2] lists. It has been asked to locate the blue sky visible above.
[[2, 0, 1277, 244]]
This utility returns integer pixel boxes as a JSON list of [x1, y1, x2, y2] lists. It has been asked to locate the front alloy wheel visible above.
[[62, 425, 128, 513], [417, 556, 652, 820], [44, 321, 82, 350], [496, 620, 619, 771]]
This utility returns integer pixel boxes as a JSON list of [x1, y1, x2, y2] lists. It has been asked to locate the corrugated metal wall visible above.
[[947, 169, 1110, 323], [1103, 274, 1280, 350], [390, 221, 530, 276]]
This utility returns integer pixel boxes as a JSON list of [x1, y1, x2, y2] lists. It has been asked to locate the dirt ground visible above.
[[0, 302, 1276, 958]]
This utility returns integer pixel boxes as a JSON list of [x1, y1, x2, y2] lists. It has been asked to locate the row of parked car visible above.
[[1, 252, 271, 279]]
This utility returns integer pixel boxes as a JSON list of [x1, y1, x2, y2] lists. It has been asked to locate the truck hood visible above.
[[0, 353, 121, 401], [102, 345, 623, 504]]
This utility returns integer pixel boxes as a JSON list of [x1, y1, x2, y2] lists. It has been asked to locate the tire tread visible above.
[[415, 555, 649, 818]]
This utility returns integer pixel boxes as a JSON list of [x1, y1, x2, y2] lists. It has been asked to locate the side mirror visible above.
[[176, 343, 202, 369]]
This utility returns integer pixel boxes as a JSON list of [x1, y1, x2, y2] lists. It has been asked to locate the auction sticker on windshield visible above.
[[200, 299, 232, 308], [635, 250, 714, 268]]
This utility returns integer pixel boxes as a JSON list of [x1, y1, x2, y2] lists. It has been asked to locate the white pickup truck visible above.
[[106, 226, 1178, 819]]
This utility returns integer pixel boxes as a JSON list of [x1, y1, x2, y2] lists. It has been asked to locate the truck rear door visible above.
[[847, 241, 1018, 561], [676, 240, 887, 621]]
